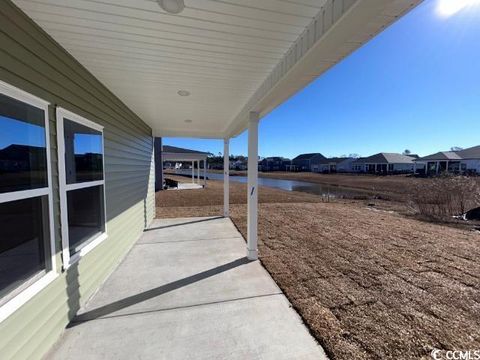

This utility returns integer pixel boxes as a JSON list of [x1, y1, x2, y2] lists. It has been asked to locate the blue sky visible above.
[[74, 134, 102, 155], [165, 0, 480, 159], [0, 116, 101, 154], [0, 116, 45, 149]]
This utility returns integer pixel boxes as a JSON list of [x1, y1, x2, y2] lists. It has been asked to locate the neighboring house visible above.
[[160, 144, 209, 188], [259, 157, 291, 172], [414, 151, 463, 175], [352, 157, 367, 172], [231, 159, 247, 171], [0, 144, 46, 172], [292, 153, 327, 172], [415, 145, 480, 175], [457, 145, 480, 173], [357, 153, 416, 174], [319, 157, 355, 173]]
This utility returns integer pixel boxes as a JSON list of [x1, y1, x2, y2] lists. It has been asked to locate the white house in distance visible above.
[[352, 153, 416, 174], [415, 145, 480, 175]]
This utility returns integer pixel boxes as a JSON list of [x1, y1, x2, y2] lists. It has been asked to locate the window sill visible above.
[[64, 232, 108, 270], [0, 270, 59, 323]]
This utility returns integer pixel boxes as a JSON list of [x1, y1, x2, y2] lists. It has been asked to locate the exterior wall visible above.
[[0, 2, 155, 359], [292, 159, 310, 171], [319, 159, 355, 173], [310, 154, 327, 170], [463, 159, 480, 173], [293, 155, 326, 172], [351, 163, 366, 172], [337, 158, 355, 172], [360, 163, 414, 174], [393, 163, 414, 172], [259, 158, 290, 172], [154, 138, 163, 191], [318, 164, 330, 173]]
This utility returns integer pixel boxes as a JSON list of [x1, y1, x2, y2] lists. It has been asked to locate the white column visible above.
[[192, 161, 194, 183], [247, 112, 259, 261], [197, 160, 200, 182], [223, 139, 230, 217], [203, 159, 207, 187]]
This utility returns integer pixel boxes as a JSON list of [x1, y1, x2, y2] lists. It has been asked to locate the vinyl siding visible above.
[[463, 159, 480, 173], [0, 1, 155, 359], [393, 163, 414, 172]]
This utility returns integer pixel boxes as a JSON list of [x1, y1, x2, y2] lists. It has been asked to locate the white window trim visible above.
[[56, 107, 107, 269], [0, 80, 58, 323]]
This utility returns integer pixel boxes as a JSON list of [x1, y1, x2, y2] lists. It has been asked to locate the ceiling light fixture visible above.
[[158, 0, 185, 14], [177, 90, 190, 96], [184, 119, 192, 123]]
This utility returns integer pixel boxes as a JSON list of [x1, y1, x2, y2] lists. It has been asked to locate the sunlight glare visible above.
[[436, 0, 480, 17]]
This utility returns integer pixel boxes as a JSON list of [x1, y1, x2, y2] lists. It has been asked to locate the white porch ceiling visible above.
[[14, 0, 421, 138]]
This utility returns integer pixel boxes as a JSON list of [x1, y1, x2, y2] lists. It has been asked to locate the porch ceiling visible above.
[[14, 0, 421, 139]]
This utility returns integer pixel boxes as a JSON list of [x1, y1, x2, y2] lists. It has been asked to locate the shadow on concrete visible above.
[[144, 216, 224, 232], [68, 257, 250, 326]]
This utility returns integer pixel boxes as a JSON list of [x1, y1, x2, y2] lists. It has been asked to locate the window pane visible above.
[[0, 196, 51, 303], [64, 119, 103, 184], [67, 185, 105, 255], [0, 94, 47, 193]]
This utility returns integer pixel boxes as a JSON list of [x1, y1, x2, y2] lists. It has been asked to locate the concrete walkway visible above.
[[47, 217, 326, 360], [175, 182, 204, 190]]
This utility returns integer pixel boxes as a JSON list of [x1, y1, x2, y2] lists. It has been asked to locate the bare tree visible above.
[[348, 153, 360, 159], [451, 146, 464, 152]]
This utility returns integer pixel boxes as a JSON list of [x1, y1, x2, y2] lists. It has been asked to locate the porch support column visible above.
[[223, 139, 230, 217], [247, 112, 259, 261], [197, 160, 200, 182], [203, 159, 207, 187], [192, 161, 194, 183]]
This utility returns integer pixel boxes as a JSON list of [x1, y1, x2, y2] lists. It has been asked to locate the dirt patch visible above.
[[156, 178, 480, 360]]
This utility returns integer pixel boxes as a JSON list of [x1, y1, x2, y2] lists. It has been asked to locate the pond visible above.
[[171, 170, 370, 199]]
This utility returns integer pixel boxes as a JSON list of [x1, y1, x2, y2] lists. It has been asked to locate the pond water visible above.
[[170, 170, 369, 199]]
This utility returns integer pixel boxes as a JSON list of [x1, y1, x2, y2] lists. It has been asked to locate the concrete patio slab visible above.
[[167, 183, 204, 190], [46, 217, 326, 360]]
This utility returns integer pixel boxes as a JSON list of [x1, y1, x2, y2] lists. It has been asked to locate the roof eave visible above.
[[224, 0, 422, 139]]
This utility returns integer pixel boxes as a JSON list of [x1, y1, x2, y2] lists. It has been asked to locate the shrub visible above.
[[409, 175, 480, 220]]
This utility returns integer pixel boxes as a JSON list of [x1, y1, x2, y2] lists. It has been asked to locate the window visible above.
[[57, 108, 106, 267], [0, 81, 56, 321]]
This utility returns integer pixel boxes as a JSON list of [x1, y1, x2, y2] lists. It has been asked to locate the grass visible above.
[[156, 176, 480, 360]]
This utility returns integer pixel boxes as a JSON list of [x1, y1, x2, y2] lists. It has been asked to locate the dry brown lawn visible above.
[[156, 177, 480, 360]]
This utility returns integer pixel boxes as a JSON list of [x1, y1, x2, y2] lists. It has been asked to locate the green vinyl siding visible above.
[[0, 1, 156, 359]]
